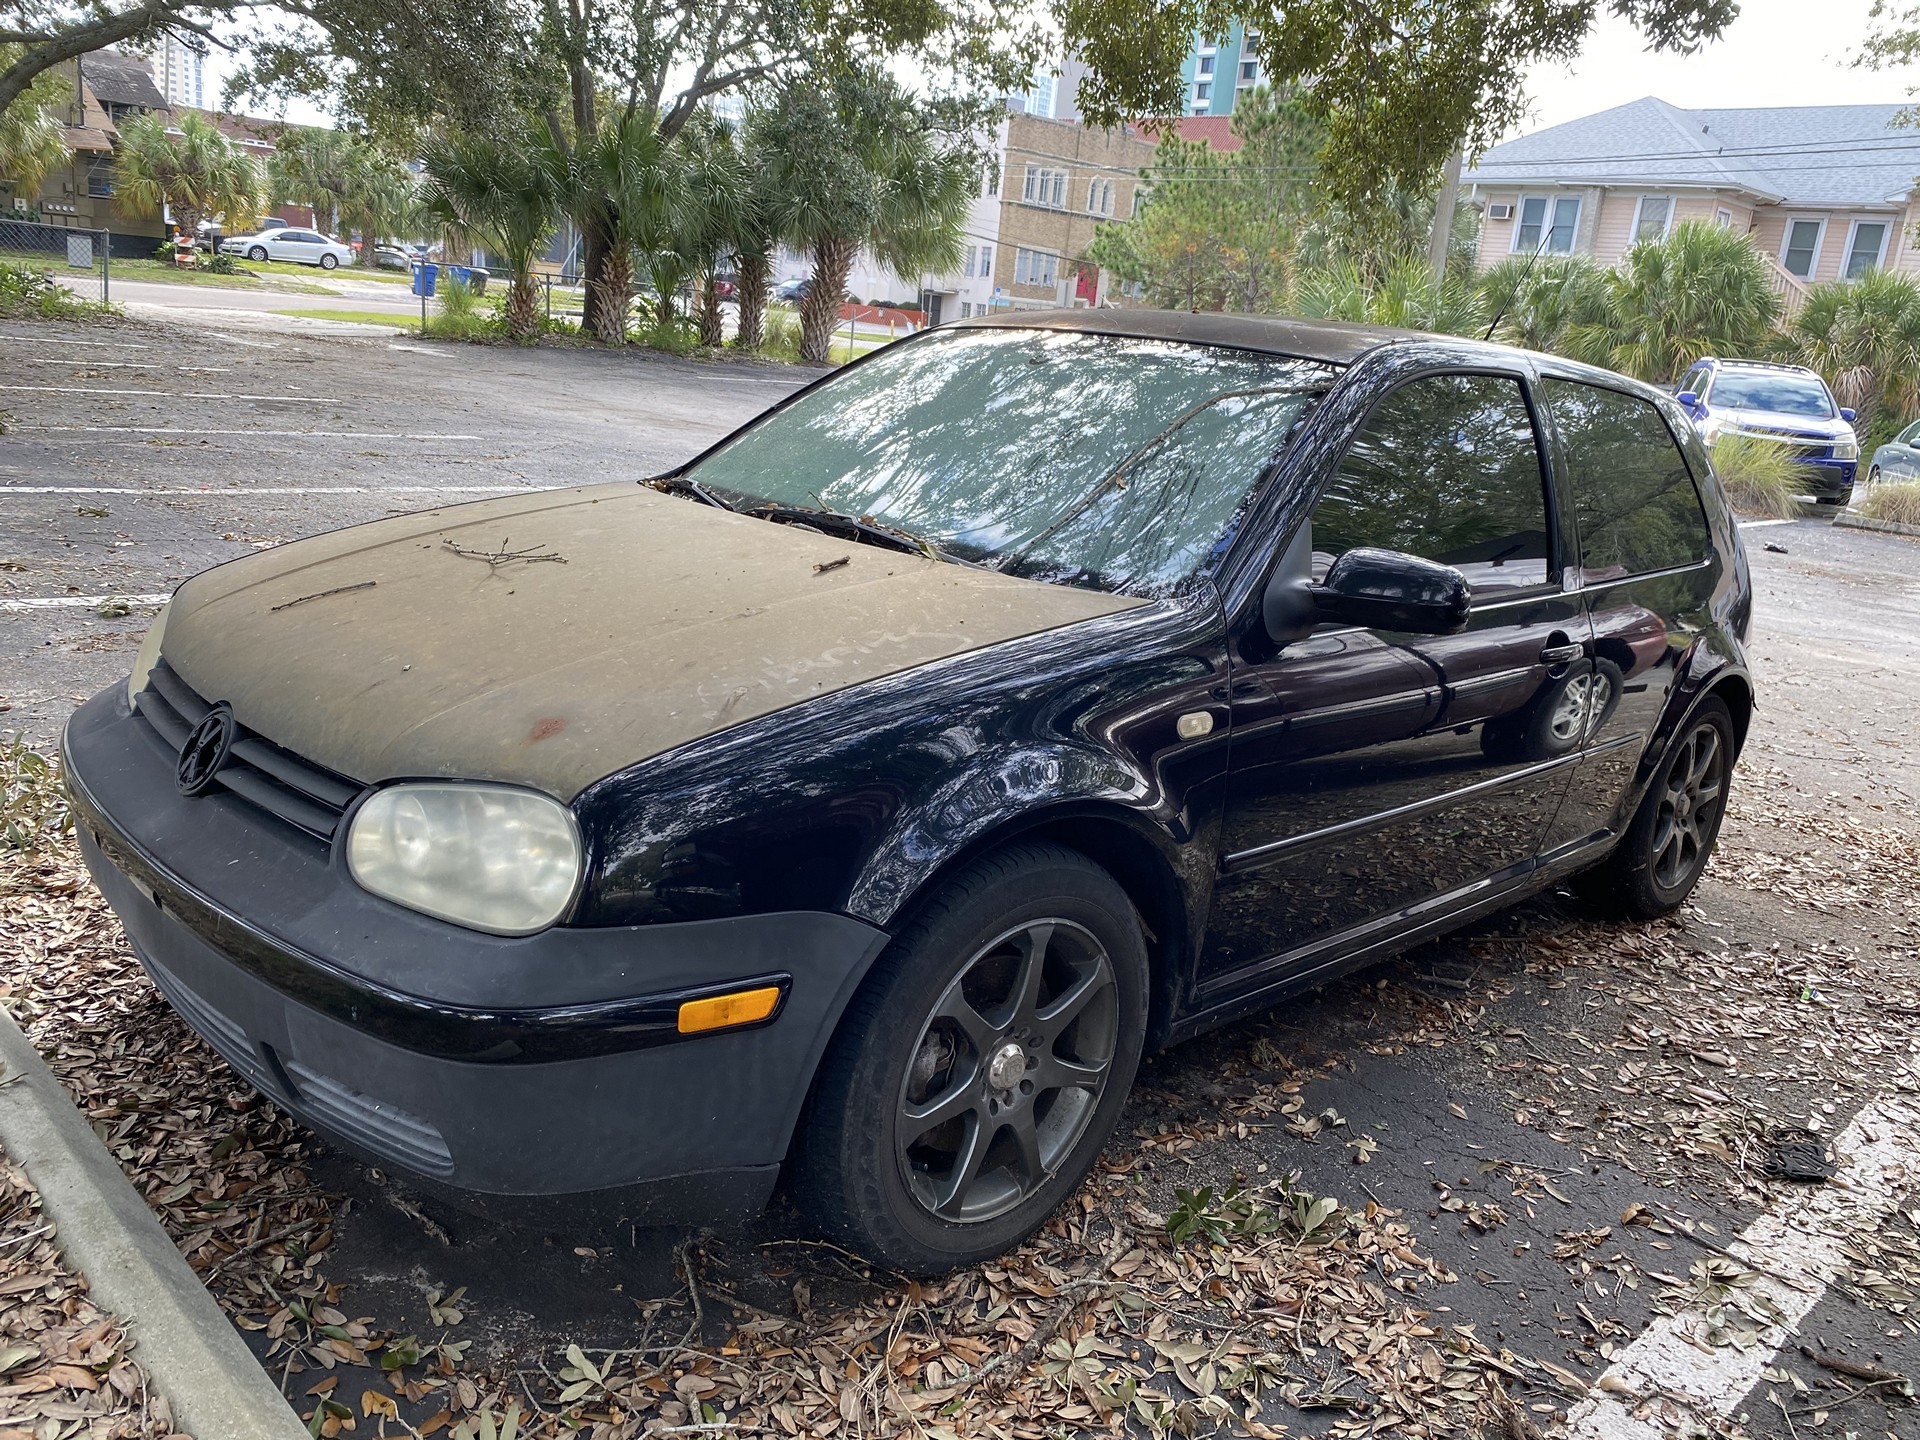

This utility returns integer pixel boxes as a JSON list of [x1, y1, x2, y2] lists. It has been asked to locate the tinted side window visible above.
[[1542, 379, 1711, 579], [1313, 373, 1551, 594]]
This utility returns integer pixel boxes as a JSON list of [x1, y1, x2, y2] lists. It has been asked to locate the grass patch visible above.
[[1711, 435, 1803, 519], [1859, 481, 1920, 526], [271, 309, 417, 329], [420, 278, 497, 341], [0, 262, 118, 322], [106, 257, 337, 295]]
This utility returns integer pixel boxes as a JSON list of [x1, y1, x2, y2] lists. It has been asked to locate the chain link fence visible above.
[[1, 217, 111, 304]]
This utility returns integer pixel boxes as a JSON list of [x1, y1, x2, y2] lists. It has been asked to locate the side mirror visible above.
[[1839, 407, 1857, 423], [1311, 548, 1472, 635], [1676, 391, 1700, 410]]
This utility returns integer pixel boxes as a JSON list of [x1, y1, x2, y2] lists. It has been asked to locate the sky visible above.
[[1518, 0, 1918, 137]]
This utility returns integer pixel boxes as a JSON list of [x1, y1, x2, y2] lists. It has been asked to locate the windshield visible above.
[[679, 328, 1334, 595], [1708, 370, 1834, 418]]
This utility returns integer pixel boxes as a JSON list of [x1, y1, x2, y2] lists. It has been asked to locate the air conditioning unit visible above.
[[1488, 202, 1513, 221]]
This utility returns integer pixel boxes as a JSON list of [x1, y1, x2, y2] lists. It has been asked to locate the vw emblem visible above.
[[177, 704, 236, 797]]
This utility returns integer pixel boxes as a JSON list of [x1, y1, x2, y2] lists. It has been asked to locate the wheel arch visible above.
[[1705, 669, 1753, 759], [870, 803, 1195, 1055]]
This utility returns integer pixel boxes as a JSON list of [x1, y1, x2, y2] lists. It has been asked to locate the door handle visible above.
[[1540, 642, 1584, 664]]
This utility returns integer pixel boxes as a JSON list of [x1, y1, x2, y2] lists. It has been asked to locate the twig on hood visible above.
[[270, 580, 375, 611], [443, 537, 568, 570]]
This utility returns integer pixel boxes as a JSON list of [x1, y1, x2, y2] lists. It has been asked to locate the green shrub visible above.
[[1860, 482, 1920, 526], [202, 250, 239, 275], [639, 314, 700, 354], [2, 735, 72, 853], [422, 277, 496, 341], [0, 261, 116, 322], [1710, 435, 1803, 519], [759, 307, 803, 362]]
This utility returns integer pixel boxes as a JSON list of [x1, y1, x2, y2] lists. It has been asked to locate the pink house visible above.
[[1462, 97, 1920, 311]]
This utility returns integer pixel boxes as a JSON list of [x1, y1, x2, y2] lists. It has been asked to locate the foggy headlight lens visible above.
[[126, 602, 170, 711], [347, 783, 583, 935], [1832, 440, 1859, 461]]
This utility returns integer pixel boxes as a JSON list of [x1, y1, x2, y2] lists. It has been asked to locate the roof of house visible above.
[[1463, 96, 1920, 208], [182, 108, 281, 152], [1136, 116, 1243, 152], [78, 49, 168, 112]]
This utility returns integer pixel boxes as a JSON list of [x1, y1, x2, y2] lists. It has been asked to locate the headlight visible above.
[[1700, 418, 1725, 445], [126, 602, 170, 710], [346, 783, 583, 935], [1832, 440, 1859, 461]]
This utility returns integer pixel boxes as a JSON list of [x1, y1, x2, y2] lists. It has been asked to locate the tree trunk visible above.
[[591, 247, 633, 343], [506, 274, 540, 343], [800, 238, 855, 364], [733, 247, 770, 349], [696, 271, 725, 348], [580, 220, 613, 339]]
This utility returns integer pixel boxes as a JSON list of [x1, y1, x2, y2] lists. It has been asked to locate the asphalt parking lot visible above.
[[4, 311, 1919, 1439]]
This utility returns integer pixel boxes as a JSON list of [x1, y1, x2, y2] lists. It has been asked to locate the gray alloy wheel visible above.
[[248, 245, 268, 261], [1650, 719, 1727, 890], [1869, 465, 1882, 486], [320, 253, 339, 270], [1547, 669, 1602, 745], [896, 918, 1119, 1224]]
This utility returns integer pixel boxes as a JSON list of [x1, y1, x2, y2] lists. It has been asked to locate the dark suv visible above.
[[63, 312, 1752, 1273]]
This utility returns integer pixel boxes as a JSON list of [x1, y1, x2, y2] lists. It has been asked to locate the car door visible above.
[[1894, 422, 1920, 479], [1532, 377, 1721, 852], [1200, 369, 1586, 993], [275, 230, 320, 264]]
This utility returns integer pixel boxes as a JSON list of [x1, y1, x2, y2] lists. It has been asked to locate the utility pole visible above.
[[1428, 148, 1464, 280]]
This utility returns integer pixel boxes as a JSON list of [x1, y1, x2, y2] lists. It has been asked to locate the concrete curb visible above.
[[0, 1007, 308, 1440], [1834, 511, 1920, 538]]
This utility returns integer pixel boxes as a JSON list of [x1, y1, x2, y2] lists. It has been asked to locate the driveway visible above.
[[3, 311, 1917, 1440]]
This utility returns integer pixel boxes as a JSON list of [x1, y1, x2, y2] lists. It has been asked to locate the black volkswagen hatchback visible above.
[[63, 312, 1752, 1272]]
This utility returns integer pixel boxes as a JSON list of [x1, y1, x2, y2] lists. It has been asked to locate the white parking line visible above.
[[1564, 1071, 1920, 1438], [25, 359, 230, 372], [20, 427, 484, 439], [0, 385, 338, 403], [2, 335, 151, 349], [0, 594, 171, 613], [1737, 519, 1797, 529], [0, 485, 538, 496]]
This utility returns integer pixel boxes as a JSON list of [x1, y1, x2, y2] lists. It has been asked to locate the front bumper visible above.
[[61, 686, 890, 1207], [1792, 457, 1857, 503]]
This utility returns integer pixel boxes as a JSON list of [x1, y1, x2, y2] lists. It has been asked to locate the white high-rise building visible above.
[[156, 31, 206, 109]]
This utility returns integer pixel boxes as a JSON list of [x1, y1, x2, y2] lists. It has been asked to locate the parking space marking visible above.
[[1, 335, 152, 349], [0, 485, 538, 496], [0, 594, 171, 612], [1737, 519, 1798, 529], [1, 385, 339, 403], [20, 427, 485, 439], [25, 359, 231, 373], [1564, 1072, 1920, 1438]]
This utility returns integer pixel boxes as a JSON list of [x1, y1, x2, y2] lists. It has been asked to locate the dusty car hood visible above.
[[161, 483, 1145, 799]]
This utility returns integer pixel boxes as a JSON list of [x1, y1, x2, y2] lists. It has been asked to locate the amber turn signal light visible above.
[[677, 985, 783, 1034]]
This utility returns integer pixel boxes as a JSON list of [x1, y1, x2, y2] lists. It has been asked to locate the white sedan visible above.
[[220, 228, 356, 269]]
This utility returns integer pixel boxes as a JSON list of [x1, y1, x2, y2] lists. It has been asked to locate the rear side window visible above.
[[1542, 379, 1711, 580], [1314, 372, 1551, 594]]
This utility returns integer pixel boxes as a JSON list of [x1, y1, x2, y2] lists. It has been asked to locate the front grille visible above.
[[134, 658, 362, 843], [282, 1059, 455, 1176]]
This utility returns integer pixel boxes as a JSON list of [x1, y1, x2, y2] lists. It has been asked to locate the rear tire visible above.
[[791, 843, 1148, 1274], [320, 254, 339, 270], [1578, 696, 1734, 921]]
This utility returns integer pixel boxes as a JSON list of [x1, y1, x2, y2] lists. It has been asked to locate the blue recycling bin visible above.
[[445, 264, 472, 290], [411, 262, 438, 298]]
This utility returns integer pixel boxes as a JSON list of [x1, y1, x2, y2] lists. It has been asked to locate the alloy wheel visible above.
[[1651, 721, 1726, 890], [1548, 669, 1611, 745], [896, 919, 1119, 1224]]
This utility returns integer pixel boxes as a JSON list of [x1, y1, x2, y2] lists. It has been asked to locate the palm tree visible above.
[[729, 107, 784, 350], [1790, 270, 1920, 448], [0, 49, 68, 199], [1477, 254, 1614, 353], [675, 113, 747, 348], [421, 126, 562, 342], [270, 126, 357, 237], [1562, 220, 1781, 384], [1292, 255, 1486, 336], [113, 110, 261, 242], [758, 70, 973, 363]]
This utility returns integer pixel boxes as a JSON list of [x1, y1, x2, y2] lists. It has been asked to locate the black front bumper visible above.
[[62, 686, 891, 1209]]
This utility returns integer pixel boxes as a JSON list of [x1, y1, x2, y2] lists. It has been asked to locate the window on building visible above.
[[1022, 165, 1066, 208], [964, 244, 977, 277], [1198, 55, 1214, 74], [1714, 207, 1734, 229], [1845, 220, 1889, 278], [1541, 379, 1711, 578], [1014, 247, 1059, 288], [1782, 218, 1823, 279], [1240, 59, 1258, 81], [960, 301, 972, 318], [1195, 82, 1212, 102], [1632, 196, 1672, 243], [978, 245, 993, 277], [1085, 179, 1112, 216], [1513, 194, 1579, 255]]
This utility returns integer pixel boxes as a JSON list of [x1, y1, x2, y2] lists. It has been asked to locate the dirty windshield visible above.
[[679, 328, 1335, 595]]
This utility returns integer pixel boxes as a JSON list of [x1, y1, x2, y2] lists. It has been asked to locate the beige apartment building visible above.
[[989, 113, 1156, 310]]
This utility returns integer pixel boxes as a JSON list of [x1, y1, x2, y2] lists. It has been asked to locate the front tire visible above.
[[1580, 696, 1734, 920], [247, 246, 268, 261], [792, 843, 1148, 1273]]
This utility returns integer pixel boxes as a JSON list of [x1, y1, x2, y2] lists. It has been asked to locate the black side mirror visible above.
[[1311, 548, 1472, 635]]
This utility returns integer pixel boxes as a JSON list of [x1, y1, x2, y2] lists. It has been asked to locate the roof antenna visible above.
[[1482, 227, 1554, 343]]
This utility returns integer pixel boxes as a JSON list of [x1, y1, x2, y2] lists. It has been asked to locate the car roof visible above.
[[1703, 358, 1821, 377]]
